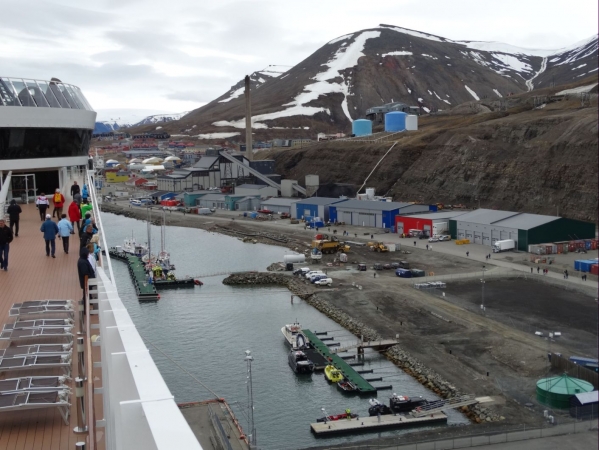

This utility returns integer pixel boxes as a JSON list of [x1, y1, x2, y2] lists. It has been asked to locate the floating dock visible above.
[[310, 411, 447, 436], [109, 249, 195, 300], [303, 348, 329, 371], [302, 330, 376, 394]]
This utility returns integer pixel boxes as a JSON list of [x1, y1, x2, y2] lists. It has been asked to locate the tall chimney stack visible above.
[[244, 75, 252, 161]]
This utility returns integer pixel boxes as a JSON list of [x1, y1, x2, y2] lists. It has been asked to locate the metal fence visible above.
[[333, 419, 597, 450], [208, 404, 235, 450], [550, 354, 598, 388]]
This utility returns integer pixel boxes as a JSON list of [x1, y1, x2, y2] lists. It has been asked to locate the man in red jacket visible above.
[[68, 200, 82, 235], [52, 189, 65, 219]]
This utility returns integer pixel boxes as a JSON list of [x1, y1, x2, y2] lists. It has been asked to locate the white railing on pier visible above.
[[0, 170, 12, 219]]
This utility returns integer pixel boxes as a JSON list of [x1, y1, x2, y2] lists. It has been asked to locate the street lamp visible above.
[[244, 350, 256, 449], [481, 265, 486, 312]]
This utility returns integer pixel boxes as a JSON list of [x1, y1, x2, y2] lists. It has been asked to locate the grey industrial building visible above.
[[259, 197, 299, 217], [329, 200, 433, 230], [448, 209, 595, 251]]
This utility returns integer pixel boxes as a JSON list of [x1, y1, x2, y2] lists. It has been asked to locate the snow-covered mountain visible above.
[[129, 25, 598, 136], [93, 120, 128, 134], [131, 112, 190, 127]]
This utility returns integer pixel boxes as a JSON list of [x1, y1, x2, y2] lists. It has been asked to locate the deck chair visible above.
[[0, 376, 71, 393], [0, 352, 72, 376], [0, 390, 70, 424], [9, 300, 74, 318], [0, 326, 74, 343], [6, 318, 74, 330], [0, 343, 72, 359]]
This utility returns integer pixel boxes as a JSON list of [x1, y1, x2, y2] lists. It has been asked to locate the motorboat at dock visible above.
[[336, 380, 358, 394], [389, 393, 429, 413], [288, 350, 315, 374], [281, 322, 308, 350], [324, 364, 344, 383]]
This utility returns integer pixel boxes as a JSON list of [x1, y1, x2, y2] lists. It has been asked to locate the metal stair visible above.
[[410, 394, 478, 417]]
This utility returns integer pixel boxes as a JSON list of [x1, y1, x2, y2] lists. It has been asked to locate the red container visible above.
[[545, 245, 553, 255], [568, 243, 576, 252], [314, 234, 324, 240], [592, 240, 598, 251], [591, 264, 599, 276], [556, 243, 563, 254]]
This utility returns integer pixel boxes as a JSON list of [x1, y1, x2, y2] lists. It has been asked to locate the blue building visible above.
[[295, 197, 347, 222], [329, 200, 435, 231]]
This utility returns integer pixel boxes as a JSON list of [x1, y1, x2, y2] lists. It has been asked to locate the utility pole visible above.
[[244, 350, 256, 449], [481, 265, 486, 313], [244, 76, 253, 162]]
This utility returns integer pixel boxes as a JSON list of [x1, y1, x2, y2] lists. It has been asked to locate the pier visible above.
[[310, 411, 447, 436], [302, 330, 377, 394]]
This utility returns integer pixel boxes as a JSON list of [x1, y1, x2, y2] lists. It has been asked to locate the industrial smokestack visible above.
[[244, 75, 252, 161]]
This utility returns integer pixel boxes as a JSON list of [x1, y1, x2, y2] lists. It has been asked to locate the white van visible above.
[[198, 208, 212, 215], [305, 270, 325, 279]]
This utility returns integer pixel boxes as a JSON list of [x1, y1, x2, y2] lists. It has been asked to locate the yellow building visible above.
[[106, 171, 129, 183]]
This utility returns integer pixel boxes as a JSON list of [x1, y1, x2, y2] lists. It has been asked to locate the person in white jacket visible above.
[[35, 193, 50, 221]]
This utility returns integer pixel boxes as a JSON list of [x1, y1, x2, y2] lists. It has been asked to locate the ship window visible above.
[[0, 128, 91, 160]]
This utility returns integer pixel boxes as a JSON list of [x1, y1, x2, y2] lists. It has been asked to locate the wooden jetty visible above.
[[333, 338, 399, 355], [310, 411, 447, 436], [302, 330, 377, 394]]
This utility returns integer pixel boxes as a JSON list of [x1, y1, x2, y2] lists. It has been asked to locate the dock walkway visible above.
[[310, 411, 447, 435], [302, 330, 376, 393]]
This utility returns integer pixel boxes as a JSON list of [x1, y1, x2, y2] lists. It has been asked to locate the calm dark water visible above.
[[102, 212, 468, 450]]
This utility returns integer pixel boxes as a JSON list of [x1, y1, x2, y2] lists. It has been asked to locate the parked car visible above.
[[357, 263, 367, 271], [293, 267, 310, 276], [439, 235, 451, 241], [310, 274, 328, 283], [315, 278, 333, 287], [305, 270, 325, 279], [280, 212, 291, 219], [383, 264, 392, 270], [418, 233, 429, 240], [391, 262, 400, 269], [428, 236, 439, 242], [399, 260, 410, 269], [373, 263, 384, 270], [257, 209, 274, 215]]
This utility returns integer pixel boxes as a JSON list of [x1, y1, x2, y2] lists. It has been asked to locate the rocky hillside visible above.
[[129, 25, 597, 139], [268, 79, 598, 223]]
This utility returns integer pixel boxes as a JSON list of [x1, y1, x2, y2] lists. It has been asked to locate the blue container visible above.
[[352, 119, 372, 137], [585, 240, 592, 250], [250, 212, 258, 219], [385, 111, 407, 132], [395, 268, 412, 278]]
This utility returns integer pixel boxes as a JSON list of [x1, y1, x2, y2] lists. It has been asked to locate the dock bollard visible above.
[[73, 377, 88, 434]]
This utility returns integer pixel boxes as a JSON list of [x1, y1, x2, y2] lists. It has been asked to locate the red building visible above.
[[395, 211, 468, 236]]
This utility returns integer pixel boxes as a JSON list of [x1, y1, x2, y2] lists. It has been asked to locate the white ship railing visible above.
[[0, 171, 12, 220], [88, 172, 202, 450]]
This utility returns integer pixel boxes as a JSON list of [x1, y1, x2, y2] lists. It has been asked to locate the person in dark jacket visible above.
[[70, 181, 81, 197], [40, 214, 59, 257], [6, 199, 22, 237], [0, 218, 14, 271], [77, 247, 96, 309], [80, 224, 94, 250]]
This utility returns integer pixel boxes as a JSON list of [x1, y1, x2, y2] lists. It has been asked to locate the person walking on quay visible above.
[[68, 200, 81, 235], [77, 247, 96, 311], [35, 192, 50, 221], [52, 189, 65, 219], [565, 270, 569, 279], [6, 199, 22, 237], [40, 214, 59, 258], [466, 251, 469, 257], [537, 266, 540, 274], [57, 214, 73, 254], [530, 267, 533, 274], [0, 218, 13, 271], [70, 181, 80, 198]]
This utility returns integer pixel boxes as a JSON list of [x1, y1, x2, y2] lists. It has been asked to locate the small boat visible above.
[[337, 380, 357, 393], [368, 398, 392, 416], [281, 323, 306, 350], [324, 365, 344, 383], [389, 393, 428, 413], [288, 350, 315, 374], [316, 411, 358, 423], [122, 236, 148, 257]]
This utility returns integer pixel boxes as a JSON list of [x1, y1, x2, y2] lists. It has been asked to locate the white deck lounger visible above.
[[5, 318, 74, 330], [9, 300, 74, 318], [0, 326, 74, 343], [0, 390, 70, 424], [0, 343, 72, 358], [0, 376, 71, 393], [0, 352, 72, 376]]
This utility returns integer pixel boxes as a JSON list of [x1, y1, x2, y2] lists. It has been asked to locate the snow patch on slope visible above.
[[219, 87, 244, 103], [195, 132, 241, 139], [382, 51, 413, 57], [493, 89, 503, 98], [328, 33, 354, 45], [464, 85, 480, 100]]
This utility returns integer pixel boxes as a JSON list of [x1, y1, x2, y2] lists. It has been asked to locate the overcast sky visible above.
[[2, 0, 597, 122]]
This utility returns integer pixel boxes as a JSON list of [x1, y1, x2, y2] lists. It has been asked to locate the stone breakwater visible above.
[[222, 272, 501, 423]]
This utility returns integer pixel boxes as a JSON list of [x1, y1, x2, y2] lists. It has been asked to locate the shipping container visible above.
[[592, 240, 598, 250], [592, 264, 599, 276], [585, 240, 592, 250]]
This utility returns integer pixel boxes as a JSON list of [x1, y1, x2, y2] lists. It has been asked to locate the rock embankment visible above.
[[222, 272, 501, 423]]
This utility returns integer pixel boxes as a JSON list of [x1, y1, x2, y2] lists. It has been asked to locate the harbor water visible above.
[[103, 213, 469, 449]]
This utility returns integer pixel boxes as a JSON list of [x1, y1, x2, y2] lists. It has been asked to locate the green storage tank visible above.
[[536, 374, 594, 409]]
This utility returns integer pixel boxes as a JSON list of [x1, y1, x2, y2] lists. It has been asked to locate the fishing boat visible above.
[[336, 380, 358, 393], [288, 350, 315, 374], [122, 235, 148, 257], [389, 393, 428, 413], [324, 365, 344, 383], [368, 398, 392, 416], [316, 411, 358, 423], [281, 322, 307, 350]]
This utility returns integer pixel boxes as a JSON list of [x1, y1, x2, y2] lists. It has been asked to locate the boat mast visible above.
[[161, 209, 166, 254], [147, 208, 152, 261]]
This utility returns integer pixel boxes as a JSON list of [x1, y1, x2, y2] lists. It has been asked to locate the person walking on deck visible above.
[[81, 184, 89, 202], [68, 200, 82, 235], [77, 247, 96, 312], [0, 218, 13, 271], [6, 199, 22, 237], [35, 193, 50, 221], [57, 214, 73, 254], [40, 214, 59, 258], [80, 225, 94, 250], [70, 181, 81, 198], [52, 189, 65, 219]]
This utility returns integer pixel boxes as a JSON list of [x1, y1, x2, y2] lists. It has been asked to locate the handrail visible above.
[[84, 278, 97, 450], [87, 171, 115, 283]]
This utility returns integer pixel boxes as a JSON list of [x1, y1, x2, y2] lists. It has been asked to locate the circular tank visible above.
[[536, 374, 594, 408], [283, 254, 306, 264], [352, 119, 372, 137], [385, 111, 407, 132]]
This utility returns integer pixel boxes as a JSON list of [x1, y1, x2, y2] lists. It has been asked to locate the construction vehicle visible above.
[[312, 236, 350, 254], [436, 203, 444, 210], [368, 242, 389, 252]]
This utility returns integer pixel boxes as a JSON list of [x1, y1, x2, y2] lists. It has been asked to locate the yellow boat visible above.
[[324, 365, 344, 383]]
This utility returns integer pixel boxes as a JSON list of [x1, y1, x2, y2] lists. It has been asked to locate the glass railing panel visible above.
[[63, 84, 85, 109], [0, 77, 21, 106], [24, 79, 49, 107], [10, 79, 37, 107], [72, 85, 93, 110], [57, 83, 77, 108], [35, 80, 62, 108], [49, 83, 71, 108]]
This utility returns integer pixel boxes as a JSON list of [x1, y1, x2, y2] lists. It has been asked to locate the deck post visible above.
[[75, 443, 86, 450], [73, 377, 89, 434], [77, 336, 86, 379]]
